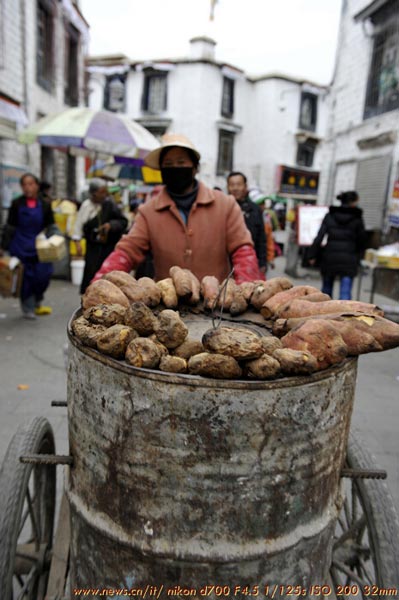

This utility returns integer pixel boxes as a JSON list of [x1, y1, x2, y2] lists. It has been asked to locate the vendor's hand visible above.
[[98, 223, 111, 234]]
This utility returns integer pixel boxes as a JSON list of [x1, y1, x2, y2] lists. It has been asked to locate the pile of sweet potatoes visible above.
[[71, 268, 399, 380]]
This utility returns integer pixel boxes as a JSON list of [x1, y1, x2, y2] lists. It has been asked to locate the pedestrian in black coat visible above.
[[72, 178, 128, 293], [227, 172, 267, 277], [308, 191, 367, 299]]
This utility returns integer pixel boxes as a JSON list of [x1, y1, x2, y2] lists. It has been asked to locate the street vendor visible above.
[[93, 134, 261, 284], [0, 173, 56, 319]]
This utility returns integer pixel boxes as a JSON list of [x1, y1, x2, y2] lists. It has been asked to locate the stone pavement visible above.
[[0, 257, 398, 515]]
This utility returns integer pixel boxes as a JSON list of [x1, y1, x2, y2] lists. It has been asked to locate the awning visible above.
[[0, 98, 28, 139]]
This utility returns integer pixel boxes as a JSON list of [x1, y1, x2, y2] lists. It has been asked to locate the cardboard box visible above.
[[35, 234, 67, 263], [0, 257, 23, 298]]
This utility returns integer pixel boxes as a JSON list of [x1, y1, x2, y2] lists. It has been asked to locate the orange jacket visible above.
[[116, 182, 253, 282]]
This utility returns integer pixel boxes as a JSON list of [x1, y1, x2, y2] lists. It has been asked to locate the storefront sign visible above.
[[278, 165, 319, 196]]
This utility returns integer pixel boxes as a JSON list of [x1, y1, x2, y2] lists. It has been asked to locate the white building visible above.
[[0, 0, 89, 220], [87, 37, 328, 201], [319, 0, 399, 244]]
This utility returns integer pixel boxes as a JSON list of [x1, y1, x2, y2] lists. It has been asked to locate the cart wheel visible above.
[[330, 432, 399, 596], [0, 417, 56, 600]]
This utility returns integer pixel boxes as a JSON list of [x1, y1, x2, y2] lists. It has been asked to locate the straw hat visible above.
[[144, 133, 201, 170]]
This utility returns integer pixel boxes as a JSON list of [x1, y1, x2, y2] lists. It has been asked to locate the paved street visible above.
[[0, 257, 398, 516]]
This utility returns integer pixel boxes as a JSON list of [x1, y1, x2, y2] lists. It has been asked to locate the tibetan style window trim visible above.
[[361, 0, 399, 119], [296, 138, 317, 168], [64, 22, 80, 106], [141, 69, 167, 114], [216, 129, 235, 176], [298, 92, 318, 132], [221, 76, 235, 118], [104, 74, 126, 112], [36, 0, 55, 92]]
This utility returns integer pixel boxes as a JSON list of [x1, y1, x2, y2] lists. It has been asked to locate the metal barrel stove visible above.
[[66, 315, 357, 593]]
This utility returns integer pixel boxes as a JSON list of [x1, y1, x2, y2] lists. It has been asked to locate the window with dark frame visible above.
[[364, 2, 399, 119], [221, 77, 235, 118], [296, 140, 317, 168], [142, 71, 167, 113], [64, 23, 80, 106], [36, 0, 54, 91], [217, 130, 234, 175], [298, 92, 317, 132], [104, 75, 126, 112]]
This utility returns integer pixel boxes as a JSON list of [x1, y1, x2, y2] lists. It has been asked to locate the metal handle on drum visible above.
[[211, 267, 235, 330]]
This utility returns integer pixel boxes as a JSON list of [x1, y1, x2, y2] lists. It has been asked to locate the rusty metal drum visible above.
[[66, 313, 357, 593]]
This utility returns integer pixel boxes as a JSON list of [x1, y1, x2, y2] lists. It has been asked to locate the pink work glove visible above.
[[232, 244, 265, 284], [91, 249, 133, 283]]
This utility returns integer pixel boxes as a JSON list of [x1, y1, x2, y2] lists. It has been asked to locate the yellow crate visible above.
[[376, 255, 399, 269], [69, 239, 86, 256]]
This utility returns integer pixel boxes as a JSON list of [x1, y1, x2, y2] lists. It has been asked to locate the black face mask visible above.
[[161, 167, 194, 194]]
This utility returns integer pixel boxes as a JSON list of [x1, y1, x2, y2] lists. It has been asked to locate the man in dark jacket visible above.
[[227, 172, 267, 277], [308, 191, 367, 299]]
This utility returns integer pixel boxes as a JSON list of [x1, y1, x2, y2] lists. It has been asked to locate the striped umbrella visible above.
[[18, 107, 160, 164]]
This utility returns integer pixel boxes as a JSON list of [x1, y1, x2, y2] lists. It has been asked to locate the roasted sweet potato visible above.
[[230, 286, 248, 316], [250, 277, 293, 310], [217, 278, 236, 311], [281, 320, 348, 370], [277, 298, 384, 320], [97, 324, 137, 359], [169, 266, 193, 301], [188, 352, 242, 379], [172, 338, 204, 359], [154, 309, 189, 349], [102, 271, 144, 303], [260, 335, 283, 354], [125, 337, 162, 368], [202, 326, 263, 360], [71, 316, 106, 348], [201, 275, 220, 311], [159, 355, 188, 374], [147, 334, 169, 357], [137, 277, 162, 307], [124, 301, 158, 336], [83, 303, 127, 327], [260, 285, 321, 318], [157, 278, 178, 309], [274, 312, 399, 353], [273, 348, 318, 375], [82, 279, 130, 310], [240, 281, 256, 302], [243, 354, 281, 379], [302, 292, 331, 303], [184, 269, 201, 305]]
